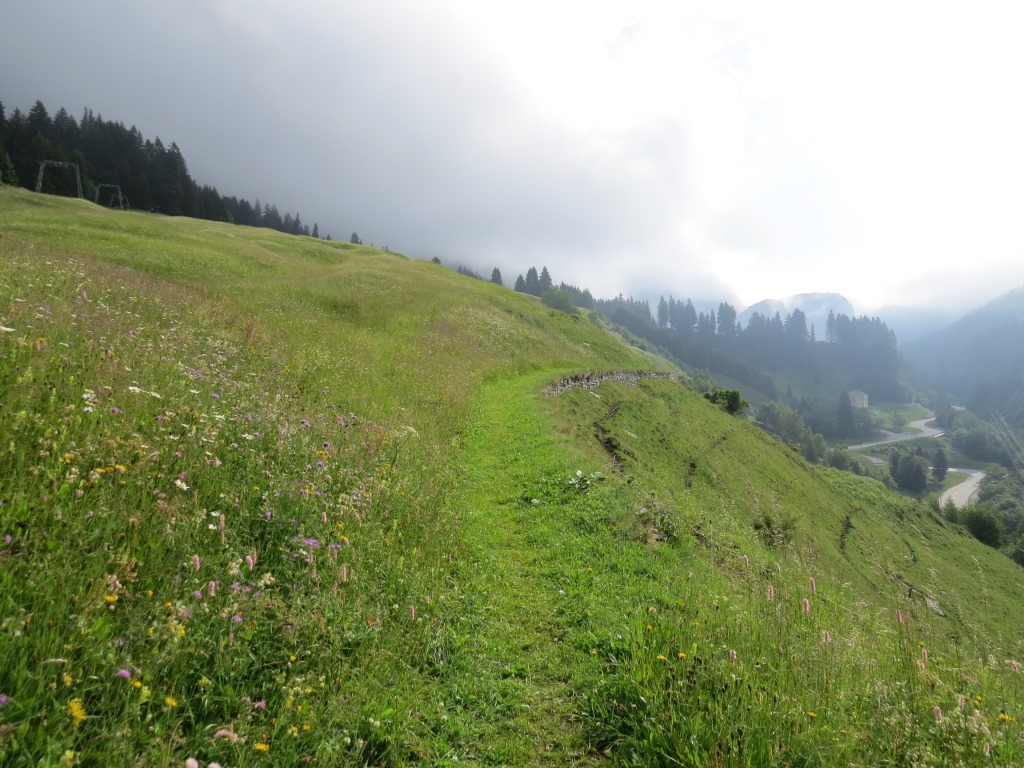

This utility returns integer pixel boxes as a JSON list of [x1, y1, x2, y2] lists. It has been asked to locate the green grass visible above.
[[2, 186, 1024, 767]]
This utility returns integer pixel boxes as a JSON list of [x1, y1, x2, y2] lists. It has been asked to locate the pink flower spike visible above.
[[767, 585, 775, 601], [934, 706, 942, 722], [410, 605, 416, 622], [214, 728, 239, 743], [821, 630, 832, 644], [191, 554, 201, 572], [959, 694, 967, 709], [729, 649, 737, 664], [895, 609, 904, 624], [245, 554, 255, 571], [208, 581, 216, 597], [213, 456, 221, 468], [809, 577, 816, 594], [802, 598, 810, 615]]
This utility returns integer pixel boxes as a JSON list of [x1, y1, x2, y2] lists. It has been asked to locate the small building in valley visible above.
[[847, 389, 869, 409]]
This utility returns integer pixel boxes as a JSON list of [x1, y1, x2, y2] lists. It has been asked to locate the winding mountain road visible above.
[[849, 416, 983, 509], [847, 417, 945, 451], [939, 469, 986, 509]]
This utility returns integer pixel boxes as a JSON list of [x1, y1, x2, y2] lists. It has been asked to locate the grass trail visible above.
[[439, 370, 602, 766]]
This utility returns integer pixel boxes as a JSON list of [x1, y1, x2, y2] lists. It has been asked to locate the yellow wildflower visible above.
[[164, 696, 178, 709], [807, 711, 817, 718], [656, 655, 668, 662], [62, 673, 73, 686], [68, 698, 86, 727], [104, 595, 118, 604], [254, 742, 270, 752]]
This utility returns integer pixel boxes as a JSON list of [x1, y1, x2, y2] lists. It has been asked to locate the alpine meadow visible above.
[[3, 185, 1024, 767]]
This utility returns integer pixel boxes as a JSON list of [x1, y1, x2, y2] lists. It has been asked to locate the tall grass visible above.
[[2, 188, 1023, 766], [0, 244, 454, 766]]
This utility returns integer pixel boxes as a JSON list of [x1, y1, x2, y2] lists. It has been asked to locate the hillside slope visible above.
[[904, 285, 1024, 405], [1, 187, 1022, 766]]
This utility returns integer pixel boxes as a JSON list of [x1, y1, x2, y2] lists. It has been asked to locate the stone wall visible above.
[[544, 370, 676, 396]]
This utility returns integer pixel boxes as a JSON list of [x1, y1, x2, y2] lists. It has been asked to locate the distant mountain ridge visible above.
[[740, 292, 854, 338], [903, 284, 1024, 406]]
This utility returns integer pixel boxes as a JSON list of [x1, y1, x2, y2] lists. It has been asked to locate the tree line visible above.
[[0, 99, 332, 240]]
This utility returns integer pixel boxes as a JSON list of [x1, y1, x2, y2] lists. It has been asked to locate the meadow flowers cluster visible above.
[[0, 251, 442, 765], [584, 542, 1023, 766]]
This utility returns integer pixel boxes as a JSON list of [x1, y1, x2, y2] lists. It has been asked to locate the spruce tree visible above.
[[490, 267, 503, 286], [525, 267, 540, 295], [539, 266, 553, 293], [514, 274, 527, 292]]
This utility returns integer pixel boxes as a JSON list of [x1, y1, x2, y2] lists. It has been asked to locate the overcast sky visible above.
[[4, 1, 1024, 313]]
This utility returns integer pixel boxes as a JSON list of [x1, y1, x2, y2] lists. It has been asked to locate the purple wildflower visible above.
[[232, 614, 243, 623], [116, 669, 131, 679], [300, 419, 311, 428]]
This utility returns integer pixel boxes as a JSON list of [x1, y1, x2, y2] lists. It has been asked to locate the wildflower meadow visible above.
[[2, 187, 1024, 766]]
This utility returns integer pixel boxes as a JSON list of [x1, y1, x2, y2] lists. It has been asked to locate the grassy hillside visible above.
[[1, 186, 1022, 766]]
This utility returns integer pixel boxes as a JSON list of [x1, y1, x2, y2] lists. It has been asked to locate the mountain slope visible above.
[[1, 186, 1022, 766], [903, 285, 1024, 405]]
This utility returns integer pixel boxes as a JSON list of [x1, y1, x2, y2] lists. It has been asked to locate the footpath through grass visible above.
[[437, 371, 595, 764]]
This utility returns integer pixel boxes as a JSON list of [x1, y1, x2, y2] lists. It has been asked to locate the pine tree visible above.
[[932, 448, 949, 483], [525, 267, 540, 295], [0, 99, 7, 156], [312, 223, 319, 238], [350, 232, 362, 245], [490, 267, 503, 285], [539, 266, 553, 293], [514, 274, 527, 292], [717, 302, 737, 337], [657, 296, 669, 327]]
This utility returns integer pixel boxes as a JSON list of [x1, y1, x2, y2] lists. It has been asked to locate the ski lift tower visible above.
[[35, 160, 83, 198]]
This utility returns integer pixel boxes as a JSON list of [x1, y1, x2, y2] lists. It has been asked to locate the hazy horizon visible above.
[[5, 2, 1024, 313]]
